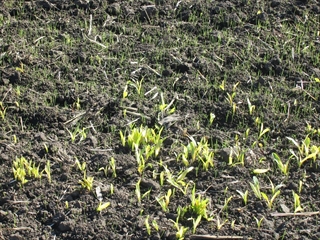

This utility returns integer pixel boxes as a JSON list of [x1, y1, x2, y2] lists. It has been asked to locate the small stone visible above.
[[280, 203, 290, 213], [141, 178, 160, 190], [9, 234, 24, 240], [271, 1, 280, 7], [141, 5, 158, 19], [58, 221, 73, 232], [107, 3, 121, 16]]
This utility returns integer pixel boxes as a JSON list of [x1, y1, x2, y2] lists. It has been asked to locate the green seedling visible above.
[[13, 157, 43, 185], [252, 121, 270, 148], [123, 125, 164, 156], [272, 153, 290, 176], [75, 158, 86, 172], [66, 127, 79, 143], [231, 220, 237, 230], [209, 113, 215, 125], [44, 160, 51, 183], [216, 216, 228, 230], [244, 128, 250, 139], [287, 136, 320, 167], [236, 190, 248, 205], [189, 185, 211, 220], [122, 84, 128, 99], [247, 98, 255, 115], [145, 215, 151, 235], [188, 215, 202, 234], [254, 216, 264, 230], [109, 157, 117, 177], [165, 166, 193, 195], [159, 171, 165, 186], [228, 145, 246, 166], [13, 135, 17, 144], [12, 157, 28, 185], [305, 123, 320, 136], [261, 190, 281, 209], [152, 219, 159, 231], [135, 178, 141, 203], [249, 176, 262, 200], [119, 130, 126, 146], [225, 92, 237, 115], [99, 157, 117, 178], [66, 126, 87, 143], [293, 191, 303, 213], [142, 189, 151, 200], [224, 186, 228, 195], [170, 219, 188, 240], [78, 128, 87, 142], [65, 201, 69, 209], [232, 82, 240, 92], [159, 92, 167, 112], [0, 102, 6, 120], [43, 143, 49, 154], [110, 183, 114, 195], [156, 189, 172, 212], [269, 178, 285, 195], [27, 161, 41, 179], [73, 97, 81, 110], [222, 196, 233, 212], [135, 146, 145, 175], [79, 172, 94, 191], [15, 62, 24, 73], [158, 92, 176, 114], [258, 122, 270, 140], [96, 201, 110, 212], [127, 77, 144, 96], [179, 137, 214, 170], [298, 180, 303, 194], [219, 79, 225, 90]]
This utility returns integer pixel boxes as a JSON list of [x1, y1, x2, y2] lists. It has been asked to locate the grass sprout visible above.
[[123, 125, 164, 158], [12, 156, 43, 185], [43, 160, 51, 183], [287, 136, 320, 167], [156, 189, 172, 212], [188, 185, 211, 220], [249, 176, 262, 200], [0, 102, 6, 120], [293, 191, 303, 213], [99, 157, 117, 178], [272, 153, 290, 175], [152, 219, 159, 232], [145, 215, 151, 235], [75, 158, 86, 172], [188, 215, 202, 234], [79, 172, 94, 191], [236, 190, 248, 205], [127, 77, 144, 96], [165, 166, 193, 195], [247, 98, 255, 115], [216, 216, 228, 231], [254, 216, 264, 230], [178, 137, 214, 170], [170, 219, 188, 240], [222, 196, 233, 212], [135, 178, 141, 203], [96, 202, 110, 212], [261, 190, 281, 209]]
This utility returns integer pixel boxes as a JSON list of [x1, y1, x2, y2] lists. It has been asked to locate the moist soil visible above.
[[0, 0, 320, 239]]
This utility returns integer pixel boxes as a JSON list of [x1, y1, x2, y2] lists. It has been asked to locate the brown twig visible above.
[[190, 235, 252, 240], [271, 211, 320, 217]]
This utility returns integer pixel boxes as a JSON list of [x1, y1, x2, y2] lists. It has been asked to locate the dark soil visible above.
[[0, 0, 320, 239]]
